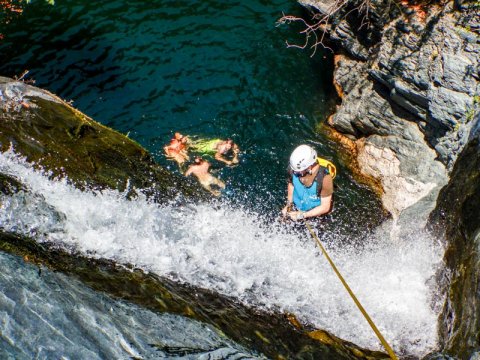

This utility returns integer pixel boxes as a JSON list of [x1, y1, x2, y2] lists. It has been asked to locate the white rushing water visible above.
[[0, 149, 445, 357]]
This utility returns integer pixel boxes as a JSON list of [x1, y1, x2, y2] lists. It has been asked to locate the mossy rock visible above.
[[0, 173, 26, 195], [0, 76, 206, 202]]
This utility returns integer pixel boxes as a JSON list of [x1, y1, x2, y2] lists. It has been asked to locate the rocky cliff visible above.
[[299, 0, 479, 220], [428, 110, 480, 359]]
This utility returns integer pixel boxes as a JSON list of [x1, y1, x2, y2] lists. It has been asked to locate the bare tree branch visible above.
[[277, 0, 374, 57]]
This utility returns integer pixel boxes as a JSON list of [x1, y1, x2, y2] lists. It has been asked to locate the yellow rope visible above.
[[305, 222, 398, 360]]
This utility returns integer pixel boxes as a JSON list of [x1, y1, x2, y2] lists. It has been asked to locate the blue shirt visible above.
[[292, 174, 322, 211]]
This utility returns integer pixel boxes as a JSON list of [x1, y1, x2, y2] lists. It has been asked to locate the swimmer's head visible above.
[[174, 132, 183, 140]]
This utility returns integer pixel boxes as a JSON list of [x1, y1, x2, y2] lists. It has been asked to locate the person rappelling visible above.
[[281, 145, 398, 359], [281, 144, 336, 222]]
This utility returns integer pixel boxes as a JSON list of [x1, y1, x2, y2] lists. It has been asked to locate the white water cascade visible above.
[[0, 149, 445, 357]]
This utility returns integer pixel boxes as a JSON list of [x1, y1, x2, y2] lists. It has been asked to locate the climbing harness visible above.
[[305, 222, 398, 360]]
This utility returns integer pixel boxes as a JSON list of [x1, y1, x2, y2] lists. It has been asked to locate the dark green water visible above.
[[0, 0, 382, 225]]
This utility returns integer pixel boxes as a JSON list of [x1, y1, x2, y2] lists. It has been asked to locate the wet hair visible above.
[[174, 132, 183, 140]]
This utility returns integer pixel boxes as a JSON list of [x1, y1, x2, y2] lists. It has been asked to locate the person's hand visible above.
[[281, 201, 293, 218], [288, 211, 305, 221], [282, 200, 292, 219]]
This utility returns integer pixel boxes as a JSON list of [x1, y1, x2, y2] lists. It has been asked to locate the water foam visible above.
[[0, 150, 444, 357]]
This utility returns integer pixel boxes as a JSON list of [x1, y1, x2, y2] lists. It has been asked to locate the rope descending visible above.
[[305, 222, 398, 360]]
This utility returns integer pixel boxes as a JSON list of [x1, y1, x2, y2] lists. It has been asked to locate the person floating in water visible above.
[[190, 138, 239, 166], [164, 132, 189, 169], [185, 157, 226, 196], [281, 144, 335, 221]]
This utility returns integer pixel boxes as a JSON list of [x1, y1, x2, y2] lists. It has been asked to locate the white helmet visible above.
[[289, 145, 317, 172]]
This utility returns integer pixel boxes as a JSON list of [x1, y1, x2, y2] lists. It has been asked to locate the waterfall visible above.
[[0, 149, 445, 357]]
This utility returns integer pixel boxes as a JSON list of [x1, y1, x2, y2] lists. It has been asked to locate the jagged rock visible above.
[[429, 87, 473, 125], [333, 55, 368, 99], [330, 20, 369, 60], [331, 55, 448, 216], [441, 53, 477, 95], [305, 1, 479, 218], [355, 134, 446, 218], [391, 87, 427, 120], [429, 111, 480, 358], [299, 0, 343, 16], [368, 70, 430, 111]]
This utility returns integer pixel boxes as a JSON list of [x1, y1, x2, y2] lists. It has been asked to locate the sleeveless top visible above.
[[292, 174, 322, 211]]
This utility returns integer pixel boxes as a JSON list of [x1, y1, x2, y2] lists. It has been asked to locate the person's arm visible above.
[[215, 151, 232, 165], [231, 144, 240, 164], [301, 195, 332, 218], [303, 174, 333, 218], [184, 166, 194, 177], [281, 181, 294, 216], [289, 195, 331, 220]]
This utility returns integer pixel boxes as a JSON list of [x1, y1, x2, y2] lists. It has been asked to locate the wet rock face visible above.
[[429, 112, 480, 358], [369, 7, 479, 168], [0, 228, 391, 360], [0, 76, 206, 202], [0, 173, 26, 195], [301, 1, 479, 219]]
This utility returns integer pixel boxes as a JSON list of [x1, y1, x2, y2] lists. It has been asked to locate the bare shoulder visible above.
[[321, 174, 334, 196]]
